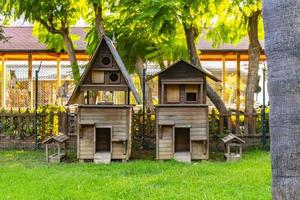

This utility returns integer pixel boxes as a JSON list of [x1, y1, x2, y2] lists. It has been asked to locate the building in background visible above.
[[0, 27, 267, 110]]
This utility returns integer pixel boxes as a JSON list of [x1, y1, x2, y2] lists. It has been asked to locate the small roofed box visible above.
[[67, 36, 141, 163], [149, 60, 220, 162], [43, 134, 69, 163], [221, 134, 245, 162]]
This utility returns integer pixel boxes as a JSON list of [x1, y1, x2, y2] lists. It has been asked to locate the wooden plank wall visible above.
[[156, 106, 208, 160], [158, 126, 173, 160], [78, 107, 131, 160]]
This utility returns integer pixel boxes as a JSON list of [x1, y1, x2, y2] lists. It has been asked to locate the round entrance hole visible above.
[[109, 73, 119, 82], [102, 57, 111, 65]]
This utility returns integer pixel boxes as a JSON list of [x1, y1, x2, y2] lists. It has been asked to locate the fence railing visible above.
[[0, 108, 75, 140], [209, 108, 269, 135], [0, 107, 268, 142]]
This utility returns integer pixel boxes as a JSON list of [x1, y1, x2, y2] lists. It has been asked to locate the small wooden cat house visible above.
[[150, 60, 220, 162], [221, 134, 245, 161], [67, 36, 141, 163]]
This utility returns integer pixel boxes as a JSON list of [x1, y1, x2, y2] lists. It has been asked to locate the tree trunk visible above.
[[245, 11, 262, 135], [263, 1, 300, 199], [183, 23, 229, 115], [93, 2, 105, 38], [62, 32, 80, 83]]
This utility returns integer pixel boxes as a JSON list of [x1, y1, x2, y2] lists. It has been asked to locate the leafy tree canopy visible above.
[[206, 0, 263, 47]]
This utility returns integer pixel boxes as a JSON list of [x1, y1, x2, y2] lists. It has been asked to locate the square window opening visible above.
[[186, 92, 197, 102]]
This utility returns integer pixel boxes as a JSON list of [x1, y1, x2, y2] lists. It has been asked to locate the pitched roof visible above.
[[221, 134, 245, 144], [0, 26, 86, 52], [148, 60, 221, 82], [43, 134, 69, 144], [67, 35, 141, 105], [0, 27, 264, 53]]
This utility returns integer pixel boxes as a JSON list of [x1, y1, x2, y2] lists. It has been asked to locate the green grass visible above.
[[0, 150, 271, 200]]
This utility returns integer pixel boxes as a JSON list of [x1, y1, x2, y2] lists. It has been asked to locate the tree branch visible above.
[[36, 17, 62, 35]]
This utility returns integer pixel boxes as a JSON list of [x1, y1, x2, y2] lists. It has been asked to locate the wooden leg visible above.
[[45, 144, 49, 163], [65, 142, 68, 157]]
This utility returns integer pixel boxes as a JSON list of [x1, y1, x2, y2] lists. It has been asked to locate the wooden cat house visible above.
[[67, 36, 141, 163], [149, 60, 220, 162], [221, 134, 245, 161]]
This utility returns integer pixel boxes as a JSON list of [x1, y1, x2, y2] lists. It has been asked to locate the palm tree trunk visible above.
[[183, 23, 229, 115], [62, 31, 80, 83], [245, 11, 262, 135], [263, 1, 300, 198]]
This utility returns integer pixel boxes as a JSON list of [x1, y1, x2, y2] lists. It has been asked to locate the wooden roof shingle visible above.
[[148, 60, 221, 82], [43, 134, 69, 144], [221, 134, 245, 144]]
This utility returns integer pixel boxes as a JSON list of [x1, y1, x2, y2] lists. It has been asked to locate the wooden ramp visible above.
[[174, 152, 191, 163], [94, 152, 111, 164]]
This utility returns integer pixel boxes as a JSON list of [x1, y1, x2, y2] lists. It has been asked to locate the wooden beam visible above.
[[0, 56, 5, 108], [79, 85, 129, 91], [28, 53, 33, 109], [222, 55, 226, 100], [1, 52, 90, 61], [0, 51, 267, 61]]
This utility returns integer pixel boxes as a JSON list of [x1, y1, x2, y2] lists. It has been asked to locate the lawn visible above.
[[0, 150, 271, 200]]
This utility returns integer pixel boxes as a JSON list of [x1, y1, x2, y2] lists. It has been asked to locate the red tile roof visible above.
[[0, 26, 264, 53], [0, 26, 86, 52], [197, 37, 265, 52]]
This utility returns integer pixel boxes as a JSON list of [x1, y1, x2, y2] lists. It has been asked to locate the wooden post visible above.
[[65, 142, 68, 157], [227, 144, 230, 155], [45, 144, 49, 162], [56, 56, 62, 105], [17, 108, 22, 135], [57, 143, 61, 156], [236, 53, 241, 135], [200, 84, 203, 104], [50, 110, 54, 136], [161, 84, 165, 104], [222, 54, 226, 100], [28, 53, 33, 109], [239, 144, 242, 158], [227, 114, 232, 133], [236, 110, 240, 135], [25, 108, 30, 135], [236, 53, 241, 111], [0, 56, 6, 109], [56, 55, 62, 87]]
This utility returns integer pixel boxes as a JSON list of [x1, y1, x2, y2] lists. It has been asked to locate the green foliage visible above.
[[32, 23, 81, 53], [1, 0, 87, 82], [84, 0, 192, 72], [32, 24, 65, 52], [0, 150, 271, 199], [0, 105, 66, 139], [206, 0, 263, 47]]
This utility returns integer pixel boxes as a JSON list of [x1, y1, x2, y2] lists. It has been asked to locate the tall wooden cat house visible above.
[[150, 60, 220, 162], [68, 36, 141, 163]]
